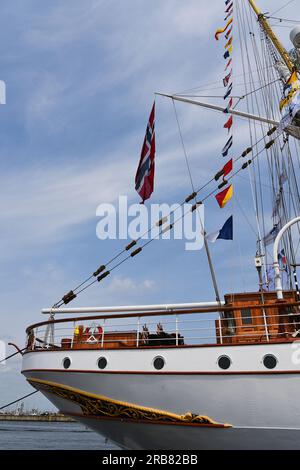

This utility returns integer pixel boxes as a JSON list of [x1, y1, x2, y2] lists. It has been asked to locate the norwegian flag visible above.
[[135, 102, 156, 203]]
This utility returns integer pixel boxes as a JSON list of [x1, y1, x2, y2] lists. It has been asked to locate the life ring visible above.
[[84, 326, 103, 344]]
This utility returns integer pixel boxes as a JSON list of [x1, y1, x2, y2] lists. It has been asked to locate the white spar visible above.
[[42, 301, 225, 315], [156, 93, 280, 126]]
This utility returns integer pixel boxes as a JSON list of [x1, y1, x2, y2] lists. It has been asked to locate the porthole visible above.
[[263, 354, 277, 370], [153, 356, 165, 370], [97, 357, 107, 370], [62, 357, 71, 369], [218, 355, 231, 370]]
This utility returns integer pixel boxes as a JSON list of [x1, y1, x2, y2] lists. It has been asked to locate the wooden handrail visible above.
[[25, 300, 300, 335]]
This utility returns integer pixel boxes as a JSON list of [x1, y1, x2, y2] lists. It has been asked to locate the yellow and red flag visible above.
[[215, 185, 233, 208]]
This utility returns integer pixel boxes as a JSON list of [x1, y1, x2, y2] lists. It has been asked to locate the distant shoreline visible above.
[[0, 414, 74, 422]]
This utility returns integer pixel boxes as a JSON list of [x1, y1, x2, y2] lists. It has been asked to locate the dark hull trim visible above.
[[22, 368, 300, 375]]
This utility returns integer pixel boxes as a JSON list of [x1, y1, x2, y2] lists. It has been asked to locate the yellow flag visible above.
[[215, 18, 233, 41]]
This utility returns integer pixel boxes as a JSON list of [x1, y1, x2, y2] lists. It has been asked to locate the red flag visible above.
[[223, 158, 233, 177], [224, 115, 233, 132], [214, 159, 233, 181], [135, 103, 156, 203]]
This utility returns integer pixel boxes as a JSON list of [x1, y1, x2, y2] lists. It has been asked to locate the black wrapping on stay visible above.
[[62, 290, 77, 305], [97, 271, 110, 282], [93, 265, 106, 277]]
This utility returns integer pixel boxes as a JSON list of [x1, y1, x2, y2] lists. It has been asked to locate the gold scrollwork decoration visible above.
[[27, 377, 232, 428]]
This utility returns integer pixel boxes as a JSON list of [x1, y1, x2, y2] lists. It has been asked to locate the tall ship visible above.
[[21, 0, 300, 449]]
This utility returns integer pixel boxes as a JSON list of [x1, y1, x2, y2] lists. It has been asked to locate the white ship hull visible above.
[[22, 341, 300, 449], [72, 420, 300, 450]]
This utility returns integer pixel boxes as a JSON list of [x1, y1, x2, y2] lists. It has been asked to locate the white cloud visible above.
[[107, 275, 155, 293], [0, 157, 132, 252]]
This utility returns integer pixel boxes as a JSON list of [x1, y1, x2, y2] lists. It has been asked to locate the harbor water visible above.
[[0, 421, 120, 450]]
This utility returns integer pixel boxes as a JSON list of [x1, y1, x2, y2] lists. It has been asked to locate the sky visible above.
[[0, 0, 298, 411]]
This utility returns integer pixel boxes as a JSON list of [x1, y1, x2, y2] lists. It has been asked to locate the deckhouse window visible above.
[[224, 311, 236, 335], [241, 308, 252, 325]]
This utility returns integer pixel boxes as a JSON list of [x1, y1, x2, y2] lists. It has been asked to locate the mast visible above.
[[248, 0, 294, 73], [203, 226, 221, 304]]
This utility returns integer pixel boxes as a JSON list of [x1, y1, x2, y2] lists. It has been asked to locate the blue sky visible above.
[[0, 0, 297, 410]]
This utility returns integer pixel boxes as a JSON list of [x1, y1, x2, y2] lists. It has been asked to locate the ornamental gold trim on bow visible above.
[[27, 377, 232, 428]]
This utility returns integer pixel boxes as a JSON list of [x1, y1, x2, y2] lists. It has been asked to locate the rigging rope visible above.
[[236, 0, 292, 288], [51, 1, 300, 306], [0, 391, 39, 411], [172, 100, 195, 193], [52, 128, 280, 307], [172, 98, 222, 302], [237, 1, 265, 274], [176, 78, 280, 103], [243, 0, 300, 292], [172, 67, 274, 96], [270, 0, 296, 17], [267, 16, 300, 24], [0, 347, 26, 364]]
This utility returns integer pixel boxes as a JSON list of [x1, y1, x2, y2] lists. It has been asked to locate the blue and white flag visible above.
[[222, 135, 233, 156], [206, 216, 233, 242], [224, 82, 233, 99]]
